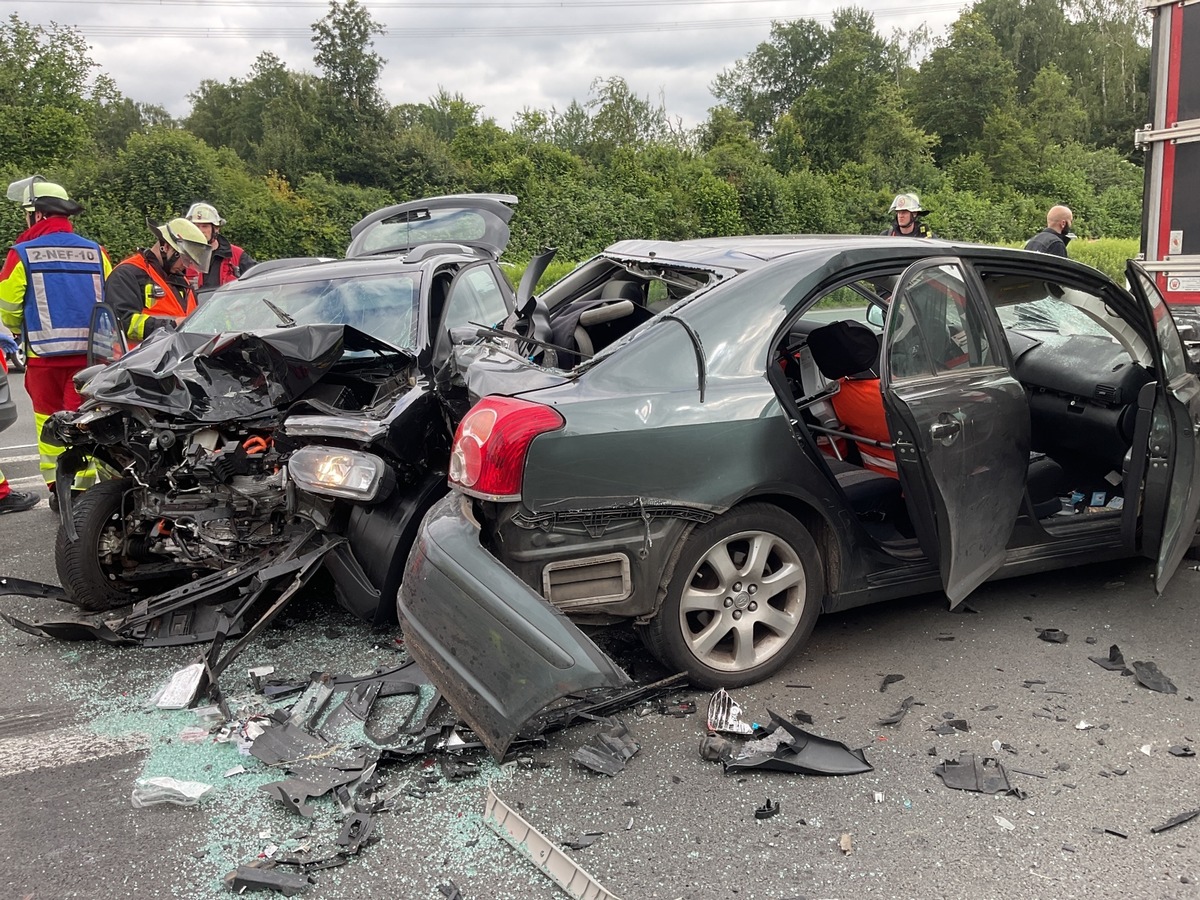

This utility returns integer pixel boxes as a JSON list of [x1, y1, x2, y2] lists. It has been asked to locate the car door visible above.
[[880, 258, 1031, 606], [1126, 261, 1200, 593]]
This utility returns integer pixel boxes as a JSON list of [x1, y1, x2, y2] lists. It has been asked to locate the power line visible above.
[[55, 4, 965, 40]]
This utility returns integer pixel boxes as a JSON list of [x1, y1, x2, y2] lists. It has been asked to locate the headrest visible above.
[[600, 280, 644, 303], [807, 320, 880, 380]]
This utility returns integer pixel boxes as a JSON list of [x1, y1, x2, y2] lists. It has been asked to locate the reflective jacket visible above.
[[13, 232, 106, 356], [187, 234, 254, 290], [107, 252, 197, 343]]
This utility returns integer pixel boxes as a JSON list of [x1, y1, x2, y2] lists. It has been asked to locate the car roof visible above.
[[599, 234, 963, 272], [222, 249, 478, 289]]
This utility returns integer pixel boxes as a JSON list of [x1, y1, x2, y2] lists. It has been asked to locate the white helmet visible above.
[[888, 193, 926, 214], [185, 201, 226, 227]]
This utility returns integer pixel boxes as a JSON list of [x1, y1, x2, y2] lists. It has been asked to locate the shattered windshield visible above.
[[995, 296, 1111, 338], [183, 273, 420, 351]]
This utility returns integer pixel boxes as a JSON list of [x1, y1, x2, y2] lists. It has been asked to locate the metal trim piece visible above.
[[1135, 119, 1200, 147], [484, 787, 623, 900]]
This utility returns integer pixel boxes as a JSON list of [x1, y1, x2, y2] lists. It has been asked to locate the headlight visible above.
[[288, 446, 392, 501]]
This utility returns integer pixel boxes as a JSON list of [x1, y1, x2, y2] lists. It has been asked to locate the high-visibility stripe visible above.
[[34, 410, 96, 489]]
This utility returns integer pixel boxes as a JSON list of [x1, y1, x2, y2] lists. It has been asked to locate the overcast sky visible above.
[[16, 0, 969, 128]]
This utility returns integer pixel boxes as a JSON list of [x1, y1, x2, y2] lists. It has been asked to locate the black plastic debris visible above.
[[438, 880, 465, 900], [934, 754, 1025, 798], [698, 733, 734, 763], [1131, 660, 1177, 694], [1168, 746, 1196, 758], [878, 696, 917, 727], [754, 798, 780, 820], [561, 832, 604, 851], [572, 718, 640, 776], [1150, 809, 1200, 834], [930, 719, 970, 736], [1095, 826, 1129, 839], [879, 674, 905, 692], [792, 710, 814, 725], [722, 711, 872, 776], [1037, 628, 1068, 644], [224, 864, 313, 896], [658, 700, 696, 718], [336, 813, 377, 854], [1088, 645, 1129, 673]]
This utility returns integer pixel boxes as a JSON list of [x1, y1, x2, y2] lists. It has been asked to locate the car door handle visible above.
[[929, 418, 961, 444]]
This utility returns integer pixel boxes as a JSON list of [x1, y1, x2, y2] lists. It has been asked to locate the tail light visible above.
[[449, 396, 564, 501]]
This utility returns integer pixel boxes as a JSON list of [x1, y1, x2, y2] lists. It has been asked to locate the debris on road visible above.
[[223, 863, 314, 896], [930, 718, 969, 736], [1088, 645, 1129, 672], [1150, 809, 1200, 834], [723, 711, 873, 776], [698, 733, 734, 763], [130, 776, 214, 808], [754, 798, 780, 819], [1168, 746, 1195, 758], [1037, 628, 1068, 644], [1130, 660, 1177, 694], [877, 695, 917, 727], [994, 815, 1016, 831], [572, 718, 640, 776], [484, 786, 623, 900], [707, 687, 755, 735], [933, 754, 1026, 798], [879, 673, 905, 692], [839, 833, 853, 854]]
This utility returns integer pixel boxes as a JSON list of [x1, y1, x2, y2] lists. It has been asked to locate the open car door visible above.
[[86, 303, 127, 367], [1126, 261, 1200, 593], [880, 258, 1030, 606]]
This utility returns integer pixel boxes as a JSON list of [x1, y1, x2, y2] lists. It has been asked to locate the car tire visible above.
[[638, 503, 823, 688], [55, 478, 142, 612], [6, 346, 24, 373]]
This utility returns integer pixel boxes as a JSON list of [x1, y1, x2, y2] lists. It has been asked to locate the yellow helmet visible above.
[[6, 175, 84, 215], [149, 217, 213, 272]]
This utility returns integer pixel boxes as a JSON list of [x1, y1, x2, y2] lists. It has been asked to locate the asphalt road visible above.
[[0, 369, 1197, 899]]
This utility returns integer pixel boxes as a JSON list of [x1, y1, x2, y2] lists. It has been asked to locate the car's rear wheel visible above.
[[55, 478, 147, 611], [638, 503, 823, 688]]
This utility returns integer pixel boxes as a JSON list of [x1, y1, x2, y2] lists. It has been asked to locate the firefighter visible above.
[[184, 202, 256, 291], [881, 193, 936, 238], [0, 176, 112, 511], [105, 217, 211, 345]]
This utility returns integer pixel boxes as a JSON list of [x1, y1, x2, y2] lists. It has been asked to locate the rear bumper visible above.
[[399, 493, 630, 760]]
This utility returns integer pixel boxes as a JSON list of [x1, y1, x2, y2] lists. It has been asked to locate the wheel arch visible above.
[[646, 491, 842, 622]]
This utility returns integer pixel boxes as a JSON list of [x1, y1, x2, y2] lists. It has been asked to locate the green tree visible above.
[[0, 15, 96, 166], [711, 18, 830, 139], [311, 0, 386, 123], [908, 11, 1021, 162]]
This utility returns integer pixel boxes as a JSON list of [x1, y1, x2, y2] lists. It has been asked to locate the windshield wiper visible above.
[[261, 298, 296, 327]]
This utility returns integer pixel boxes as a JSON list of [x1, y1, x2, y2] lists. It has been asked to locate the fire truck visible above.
[[1137, 0, 1200, 318]]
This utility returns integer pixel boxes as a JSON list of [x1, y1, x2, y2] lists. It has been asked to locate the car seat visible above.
[[550, 279, 652, 366]]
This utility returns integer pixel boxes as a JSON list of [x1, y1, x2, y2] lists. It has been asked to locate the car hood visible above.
[[82, 325, 402, 422]]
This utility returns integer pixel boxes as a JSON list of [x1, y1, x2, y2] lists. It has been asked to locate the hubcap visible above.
[[678, 529, 806, 673]]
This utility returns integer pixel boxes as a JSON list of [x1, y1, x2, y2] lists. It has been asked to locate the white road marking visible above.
[[4, 475, 49, 489], [0, 454, 39, 464], [0, 726, 148, 778], [0, 443, 36, 452]]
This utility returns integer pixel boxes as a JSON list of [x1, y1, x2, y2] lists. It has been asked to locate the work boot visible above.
[[48, 483, 59, 513], [0, 490, 39, 515]]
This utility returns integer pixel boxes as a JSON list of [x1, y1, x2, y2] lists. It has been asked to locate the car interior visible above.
[[537, 261, 719, 367], [774, 266, 1157, 550]]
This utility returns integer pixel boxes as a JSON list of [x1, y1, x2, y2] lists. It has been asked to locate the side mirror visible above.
[[865, 304, 885, 329]]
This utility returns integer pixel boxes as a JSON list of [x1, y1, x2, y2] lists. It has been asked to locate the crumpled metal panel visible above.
[[79, 325, 394, 421]]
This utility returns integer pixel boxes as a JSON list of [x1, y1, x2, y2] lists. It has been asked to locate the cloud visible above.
[[26, 0, 966, 127]]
